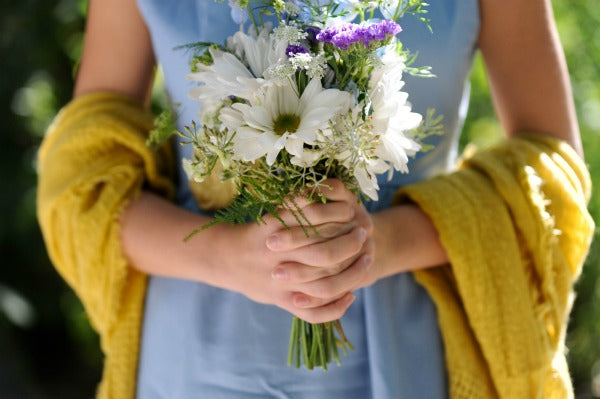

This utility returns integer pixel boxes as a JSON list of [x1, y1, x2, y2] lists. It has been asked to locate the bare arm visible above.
[[74, 0, 155, 103], [365, 0, 582, 279], [478, 0, 582, 155]]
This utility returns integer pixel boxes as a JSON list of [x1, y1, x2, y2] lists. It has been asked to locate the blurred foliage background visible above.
[[0, 0, 598, 397]]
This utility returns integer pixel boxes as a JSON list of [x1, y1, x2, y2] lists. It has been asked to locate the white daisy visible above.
[[368, 52, 422, 174], [188, 25, 288, 103], [220, 79, 351, 165]]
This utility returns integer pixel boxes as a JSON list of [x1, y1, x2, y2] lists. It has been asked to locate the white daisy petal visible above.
[[284, 135, 305, 157], [187, 48, 265, 102], [367, 50, 424, 176], [290, 149, 322, 167], [219, 107, 244, 130], [354, 168, 379, 201], [233, 103, 273, 131], [233, 129, 267, 162]]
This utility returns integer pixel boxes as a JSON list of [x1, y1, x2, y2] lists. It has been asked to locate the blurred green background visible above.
[[0, 0, 598, 397]]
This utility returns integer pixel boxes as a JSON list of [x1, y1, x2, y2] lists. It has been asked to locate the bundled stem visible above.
[[286, 317, 353, 370]]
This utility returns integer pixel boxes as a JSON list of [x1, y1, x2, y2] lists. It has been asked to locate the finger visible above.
[[272, 252, 358, 284], [290, 292, 356, 324], [316, 179, 358, 204], [290, 225, 367, 267], [266, 221, 356, 251], [280, 194, 311, 210], [291, 291, 346, 309], [298, 253, 373, 300], [265, 201, 355, 230], [353, 203, 374, 235]]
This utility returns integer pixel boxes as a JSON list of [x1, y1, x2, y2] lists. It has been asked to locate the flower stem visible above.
[[287, 317, 352, 370], [287, 316, 298, 366]]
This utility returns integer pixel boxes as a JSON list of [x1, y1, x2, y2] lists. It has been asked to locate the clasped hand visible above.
[[223, 180, 376, 323]]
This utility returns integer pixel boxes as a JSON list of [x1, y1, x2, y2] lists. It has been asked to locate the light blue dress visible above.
[[135, 1, 480, 398]]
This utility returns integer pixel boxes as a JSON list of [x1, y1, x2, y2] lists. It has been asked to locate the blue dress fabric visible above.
[[135, 1, 480, 398]]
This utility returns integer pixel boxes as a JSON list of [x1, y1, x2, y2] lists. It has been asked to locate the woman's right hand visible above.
[[215, 193, 369, 324]]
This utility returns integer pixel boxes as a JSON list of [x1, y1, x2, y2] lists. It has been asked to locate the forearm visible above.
[[479, 0, 582, 156], [371, 204, 448, 278], [119, 191, 230, 285]]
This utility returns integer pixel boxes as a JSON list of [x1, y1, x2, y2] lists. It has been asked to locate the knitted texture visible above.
[[37, 92, 175, 399], [397, 135, 594, 399]]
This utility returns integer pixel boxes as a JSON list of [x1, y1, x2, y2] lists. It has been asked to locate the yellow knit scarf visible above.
[[37, 92, 174, 398], [37, 92, 593, 398], [397, 135, 594, 398]]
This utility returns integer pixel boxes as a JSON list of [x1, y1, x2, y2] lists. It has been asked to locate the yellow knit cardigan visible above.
[[37, 93, 594, 398]]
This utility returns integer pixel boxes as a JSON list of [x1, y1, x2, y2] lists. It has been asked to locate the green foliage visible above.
[[412, 108, 444, 151], [173, 41, 223, 71], [146, 107, 178, 148]]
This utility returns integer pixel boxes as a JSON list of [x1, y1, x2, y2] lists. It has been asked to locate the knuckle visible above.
[[324, 263, 342, 277], [309, 203, 325, 220], [365, 237, 375, 252], [351, 235, 363, 254], [292, 266, 310, 282], [363, 217, 374, 234], [341, 203, 355, 220], [315, 281, 336, 299], [318, 223, 337, 238], [316, 245, 335, 265], [336, 261, 349, 275]]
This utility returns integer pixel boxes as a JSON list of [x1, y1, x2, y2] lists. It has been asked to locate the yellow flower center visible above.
[[273, 113, 300, 136]]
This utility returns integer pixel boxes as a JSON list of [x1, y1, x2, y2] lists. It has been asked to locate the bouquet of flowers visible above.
[[150, 0, 441, 370]]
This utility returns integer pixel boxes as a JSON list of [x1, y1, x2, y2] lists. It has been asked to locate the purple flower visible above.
[[316, 20, 402, 50], [286, 44, 310, 57], [305, 27, 321, 42]]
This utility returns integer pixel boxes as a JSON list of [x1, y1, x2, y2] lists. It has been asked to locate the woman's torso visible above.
[[135, 1, 479, 397]]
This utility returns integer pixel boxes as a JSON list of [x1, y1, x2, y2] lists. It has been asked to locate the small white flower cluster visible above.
[[273, 21, 307, 45], [265, 52, 327, 81], [198, 97, 233, 130], [265, 60, 298, 81], [290, 52, 327, 80], [284, 1, 301, 15]]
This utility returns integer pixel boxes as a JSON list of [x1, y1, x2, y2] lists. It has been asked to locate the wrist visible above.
[[120, 192, 232, 285], [204, 222, 250, 292], [371, 204, 447, 279]]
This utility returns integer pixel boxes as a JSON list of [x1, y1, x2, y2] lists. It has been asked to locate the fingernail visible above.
[[272, 267, 288, 280], [266, 234, 280, 249], [295, 295, 309, 307], [363, 255, 372, 269], [358, 228, 367, 241], [346, 293, 356, 305]]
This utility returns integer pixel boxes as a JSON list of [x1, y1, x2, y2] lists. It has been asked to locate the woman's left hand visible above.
[[265, 179, 379, 311]]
